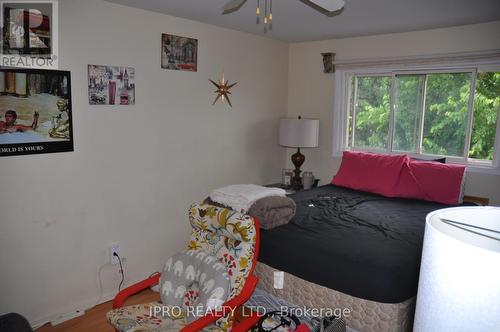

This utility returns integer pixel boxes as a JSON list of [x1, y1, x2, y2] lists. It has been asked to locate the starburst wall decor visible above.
[[209, 72, 237, 107]]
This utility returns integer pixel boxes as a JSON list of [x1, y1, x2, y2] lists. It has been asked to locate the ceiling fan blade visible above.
[[300, 0, 345, 17], [222, 0, 248, 14], [309, 0, 345, 11]]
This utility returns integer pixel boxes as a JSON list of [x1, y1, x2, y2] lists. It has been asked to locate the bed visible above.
[[255, 184, 472, 332]]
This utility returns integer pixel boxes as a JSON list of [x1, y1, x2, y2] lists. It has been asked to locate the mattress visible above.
[[258, 184, 454, 303], [255, 262, 415, 332]]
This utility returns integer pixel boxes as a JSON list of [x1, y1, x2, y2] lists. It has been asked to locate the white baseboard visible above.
[[29, 290, 117, 329], [50, 309, 85, 326]]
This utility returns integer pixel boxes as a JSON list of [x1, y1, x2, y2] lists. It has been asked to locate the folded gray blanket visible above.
[[248, 196, 296, 230]]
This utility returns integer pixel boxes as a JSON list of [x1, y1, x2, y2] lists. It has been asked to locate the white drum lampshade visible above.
[[279, 117, 319, 189], [414, 206, 500, 332], [279, 117, 319, 148]]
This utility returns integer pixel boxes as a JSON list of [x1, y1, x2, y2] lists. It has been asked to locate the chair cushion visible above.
[[188, 203, 257, 296], [160, 250, 230, 323], [107, 301, 182, 332], [188, 202, 258, 331], [108, 202, 258, 332], [106, 302, 224, 332]]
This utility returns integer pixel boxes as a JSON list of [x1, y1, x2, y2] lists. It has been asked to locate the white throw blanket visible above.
[[210, 184, 286, 213]]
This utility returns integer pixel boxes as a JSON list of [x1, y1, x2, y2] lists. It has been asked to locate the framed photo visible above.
[[282, 168, 293, 186], [88, 64, 135, 105], [161, 33, 198, 72], [0, 68, 73, 157]]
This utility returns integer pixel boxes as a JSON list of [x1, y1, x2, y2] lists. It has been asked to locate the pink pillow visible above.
[[331, 151, 408, 197], [396, 160, 466, 205]]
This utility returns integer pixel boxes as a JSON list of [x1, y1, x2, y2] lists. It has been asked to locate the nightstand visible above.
[[264, 182, 296, 195], [265, 181, 320, 194]]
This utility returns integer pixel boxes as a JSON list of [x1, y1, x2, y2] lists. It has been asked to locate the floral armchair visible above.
[[106, 201, 261, 332]]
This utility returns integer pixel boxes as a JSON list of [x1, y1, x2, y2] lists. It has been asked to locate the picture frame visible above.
[[282, 168, 293, 186], [88, 64, 135, 105], [161, 33, 198, 72], [0, 68, 73, 157]]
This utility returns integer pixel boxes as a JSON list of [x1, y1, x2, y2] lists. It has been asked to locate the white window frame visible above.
[[333, 58, 500, 175]]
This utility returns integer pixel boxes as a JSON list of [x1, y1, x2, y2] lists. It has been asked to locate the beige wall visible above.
[[1, 2, 500, 327], [0, 0, 288, 326], [286, 21, 500, 205]]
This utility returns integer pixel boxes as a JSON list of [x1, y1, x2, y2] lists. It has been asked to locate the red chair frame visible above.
[[112, 219, 262, 332]]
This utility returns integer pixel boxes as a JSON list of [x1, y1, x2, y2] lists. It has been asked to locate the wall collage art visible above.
[[1, 32, 200, 157]]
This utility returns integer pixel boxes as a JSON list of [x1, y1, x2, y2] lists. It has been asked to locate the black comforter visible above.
[[259, 184, 459, 303]]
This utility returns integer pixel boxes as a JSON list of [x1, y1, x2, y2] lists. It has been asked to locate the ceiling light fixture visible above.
[[255, 0, 273, 33], [222, 0, 345, 33]]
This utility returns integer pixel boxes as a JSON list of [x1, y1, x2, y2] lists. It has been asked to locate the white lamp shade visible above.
[[279, 118, 319, 148], [414, 207, 500, 332]]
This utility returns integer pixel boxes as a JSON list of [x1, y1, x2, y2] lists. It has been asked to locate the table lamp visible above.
[[279, 116, 319, 189], [414, 206, 500, 332]]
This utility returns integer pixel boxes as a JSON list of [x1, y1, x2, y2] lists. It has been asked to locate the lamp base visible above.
[[291, 148, 305, 190]]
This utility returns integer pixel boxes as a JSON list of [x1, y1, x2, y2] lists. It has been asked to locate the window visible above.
[[350, 76, 391, 149], [470, 72, 500, 161], [345, 69, 500, 166]]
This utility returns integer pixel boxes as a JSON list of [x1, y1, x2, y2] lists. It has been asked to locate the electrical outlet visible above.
[[109, 243, 121, 265], [273, 271, 284, 289]]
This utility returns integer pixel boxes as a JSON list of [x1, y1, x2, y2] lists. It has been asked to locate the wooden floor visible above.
[[36, 289, 159, 332]]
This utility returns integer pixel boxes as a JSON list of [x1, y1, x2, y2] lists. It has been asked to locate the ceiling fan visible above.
[[222, 0, 345, 17]]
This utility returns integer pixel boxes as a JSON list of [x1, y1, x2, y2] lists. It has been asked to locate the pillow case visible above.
[[331, 151, 408, 197], [332, 151, 466, 205], [396, 160, 466, 205], [160, 250, 230, 322]]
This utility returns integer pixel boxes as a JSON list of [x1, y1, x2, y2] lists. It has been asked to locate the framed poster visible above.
[[88, 64, 135, 105], [161, 33, 198, 72], [0, 68, 73, 157]]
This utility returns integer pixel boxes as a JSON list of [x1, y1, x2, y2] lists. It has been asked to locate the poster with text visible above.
[[0, 68, 73, 157]]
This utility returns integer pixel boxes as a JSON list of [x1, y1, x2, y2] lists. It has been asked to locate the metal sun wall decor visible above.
[[209, 72, 237, 107]]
